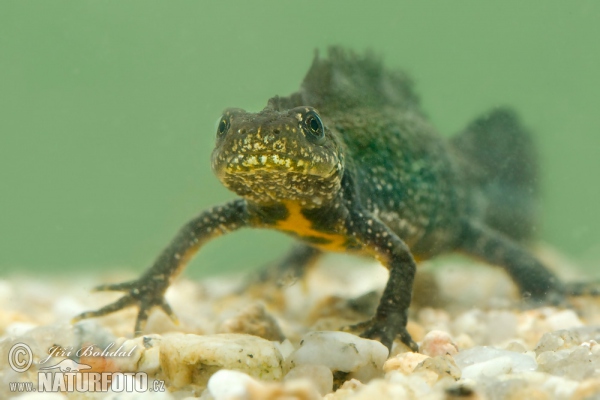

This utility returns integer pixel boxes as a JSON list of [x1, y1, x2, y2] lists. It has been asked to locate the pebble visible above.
[[572, 377, 600, 400], [285, 364, 334, 395], [413, 355, 461, 382], [537, 346, 598, 380], [106, 335, 162, 374], [52, 295, 87, 321], [159, 333, 283, 389], [287, 331, 388, 382], [546, 309, 583, 331], [208, 369, 321, 400], [454, 346, 537, 381], [383, 352, 430, 375], [207, 369, 259, 400], [419, 330, 458, 357], [5, 322, 37, 337]]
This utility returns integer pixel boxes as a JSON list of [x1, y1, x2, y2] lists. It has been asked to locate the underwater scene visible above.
[[1, 1, 600, 399]]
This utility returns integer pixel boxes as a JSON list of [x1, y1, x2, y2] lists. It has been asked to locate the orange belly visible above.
[[275, 201, 348, 252]]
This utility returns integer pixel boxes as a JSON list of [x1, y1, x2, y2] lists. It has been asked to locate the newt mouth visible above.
[[213, 153, 337, 178]]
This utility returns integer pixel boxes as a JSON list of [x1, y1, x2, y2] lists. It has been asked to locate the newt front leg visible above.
[[344, 209, 419, 352], [74, 199, 250, 333]]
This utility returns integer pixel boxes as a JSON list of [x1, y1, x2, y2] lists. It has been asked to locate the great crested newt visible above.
[[75, 47, 591, 351]]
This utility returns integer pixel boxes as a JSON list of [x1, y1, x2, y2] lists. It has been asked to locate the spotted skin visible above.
[[76, 48, 583, 351]]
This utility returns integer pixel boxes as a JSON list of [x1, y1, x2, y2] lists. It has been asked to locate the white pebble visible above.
[[108, 335, 161, 374], [160, 333, 283, 389], [52, 296, 86, 320], [419, 330, 458, 357], [486, 311, 518, 344], [383, 352, 430, 374], [287, 331, 388, 382], [274, 339, 295, 359], [455, 346, 537, 381], [546, 310, 583, 331], [286, 364, 333, 395], [208, 369, 258, 400], [5, 322, 37, 337]]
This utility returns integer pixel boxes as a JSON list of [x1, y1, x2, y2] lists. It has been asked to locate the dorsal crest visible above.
[[298, 47, 420, 113]]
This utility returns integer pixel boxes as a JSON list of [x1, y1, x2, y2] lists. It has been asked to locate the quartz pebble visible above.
[[285, 364, 334, 395], [454, 346, 537, 381], [413, 355, 461, 382], [546, 309, 584, 331], [106, 335, 162, 374], [383, 352, 430, 374], [537, 346, 599, 380], [208, 369, 321, 400], [287, 331, 388, 382], [419, 330, 458, 357], [159, 333, 283, 389], [207, 369, 260, 400], [534, 327, 600, 354]]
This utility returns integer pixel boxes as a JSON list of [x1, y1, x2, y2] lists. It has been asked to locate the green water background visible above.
[[1, 1, 599, 278]]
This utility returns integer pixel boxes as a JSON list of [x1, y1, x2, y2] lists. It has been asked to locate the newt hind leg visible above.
[[251, 243, 322, 287], [458, 219, 565, 304], [238, 244, 322, 308]]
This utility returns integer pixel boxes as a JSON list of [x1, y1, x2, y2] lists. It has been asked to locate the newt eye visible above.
[[304, 111, 325, 144], [216, 116, 230, 137]]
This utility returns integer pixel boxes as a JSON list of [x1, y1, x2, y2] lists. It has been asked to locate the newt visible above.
[[75, 47, 589, 351]]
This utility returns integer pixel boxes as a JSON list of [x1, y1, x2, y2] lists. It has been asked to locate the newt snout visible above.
[[211, 106, 343, 206]]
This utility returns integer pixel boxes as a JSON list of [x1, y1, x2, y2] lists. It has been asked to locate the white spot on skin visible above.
[[245, 156, 259, 166], [271, 155, 284, 165]]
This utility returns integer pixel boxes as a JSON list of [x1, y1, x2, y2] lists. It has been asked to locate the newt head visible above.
[[211, 105, 344, 207]]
